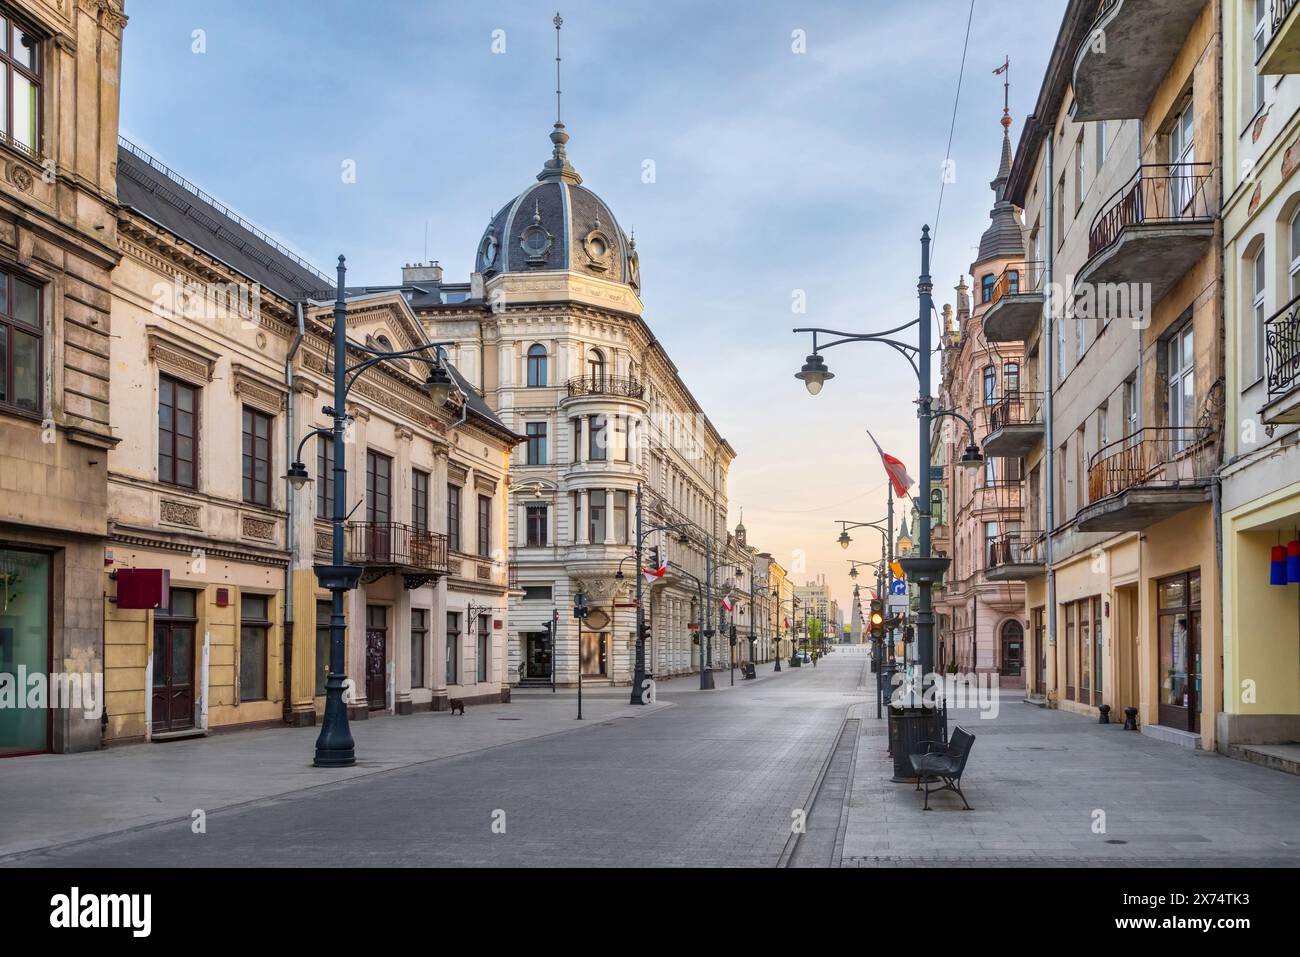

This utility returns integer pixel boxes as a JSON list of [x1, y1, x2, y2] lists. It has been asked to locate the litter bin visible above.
[[887, 703, 943, 783]]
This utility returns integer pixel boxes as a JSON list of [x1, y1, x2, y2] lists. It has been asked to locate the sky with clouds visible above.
[[120, 0, 1068, 612]]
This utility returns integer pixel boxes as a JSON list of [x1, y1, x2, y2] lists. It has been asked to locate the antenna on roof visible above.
[[554, 12, 563, 125]]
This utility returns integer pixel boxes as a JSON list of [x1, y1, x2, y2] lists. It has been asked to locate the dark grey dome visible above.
[[975, 114, 1026, 265], [474, 121, 640, 292]]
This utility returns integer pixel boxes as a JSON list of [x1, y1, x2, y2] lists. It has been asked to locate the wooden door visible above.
[[152, 620, 195, 732], [365, 604, 387, 710]]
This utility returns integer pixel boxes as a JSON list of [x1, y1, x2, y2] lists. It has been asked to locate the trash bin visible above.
[[887, 703, 943, 783]]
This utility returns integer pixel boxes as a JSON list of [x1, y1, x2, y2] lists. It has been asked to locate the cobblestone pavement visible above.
[[2, 654, 860, 867], [842, 675, 1300, 868]]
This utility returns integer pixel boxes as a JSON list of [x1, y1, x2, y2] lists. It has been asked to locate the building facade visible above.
[[393, 117, 739, 688], [1000, 0, 1225, 749], [100, 139, 517, 746], [1218, 0, 1300, 766], [0, 0, 126, 756]]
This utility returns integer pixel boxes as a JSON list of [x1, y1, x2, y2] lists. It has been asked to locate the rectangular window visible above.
[[1092, 595, 1104, 703], [241, 407, 273, 506], [613, 490, 629, 545], [1074, 131, 1085, 212], [522, 585, 553, 602], [526, 422, 548, 465], [447, 484, 462, 553], [410, 608, 427, 689], [239, 594, 270, 702], [1124, 373, 1139, 436], [572, 418, 581, 463], [0, 14, 41, 155], [1095, 120, 1107, 173], [158, 375, 198, 488], [1065, 602, 1076, 700], [589, 415, 607, 461], [477, 616, 490, 683], [477, 494, 491, 558], [0, 269, 40, 415], [315, 600, 332, 695], [589, 490, 607, 543], [366, 450, 392, 524], [317, 437, 335, 518], [526, 503, 548, 547], [1169, 102, 1195, 212], [1167, 322, 1195, 448], [1055, 173, 1066, 249], [412, 468, 429, 532], [1253, 248, 1267, 383], [1254, 0, 1268, 113], [446, 612, 460, 685]]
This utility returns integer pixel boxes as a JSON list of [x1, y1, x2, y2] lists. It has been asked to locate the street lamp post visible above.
[[795, 227, 983, 690], [622, 486, 692, 705], [290, 255, 458, 768]]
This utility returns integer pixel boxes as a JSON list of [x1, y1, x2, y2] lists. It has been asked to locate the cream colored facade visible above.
[[1003, 0, 1225, 749], [101, 141, 517, 745], [0, 0, 126, 756], [1218, 0, 1300, 762]]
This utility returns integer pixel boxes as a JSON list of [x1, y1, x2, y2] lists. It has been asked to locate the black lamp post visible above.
[[287, 255, 457, 768], [616, 498, 691, 705], [794, 227, 983, 685]]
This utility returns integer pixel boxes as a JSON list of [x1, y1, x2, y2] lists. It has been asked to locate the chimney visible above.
[[401, 260, 444, 285]]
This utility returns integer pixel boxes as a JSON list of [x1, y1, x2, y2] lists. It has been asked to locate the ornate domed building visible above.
[[381, 44, 739, 692]]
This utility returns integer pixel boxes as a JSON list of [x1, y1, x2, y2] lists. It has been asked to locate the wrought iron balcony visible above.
[[565, 374, 645, 400], [983, 261, 1045, 343], [1078, 426, 1215, 531], [1259, 0, 1300, 75], [1072, 0, 1208, 122], [985, 531, 1046, 582], [1078, 163, 1215, 307], [1263, 291, 1300, 425], [981, 391, 1044, 458], [346, 522, 449, 587]]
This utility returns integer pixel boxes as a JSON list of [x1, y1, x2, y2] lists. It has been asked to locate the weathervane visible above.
[[554, 12, 563, 125]]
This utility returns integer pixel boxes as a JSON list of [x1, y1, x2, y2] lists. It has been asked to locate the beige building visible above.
[[997, 0, 1225, 749], [0, 0, 126, 756], [101, 138, 518, 745], [1218, 1, 1300, 770]]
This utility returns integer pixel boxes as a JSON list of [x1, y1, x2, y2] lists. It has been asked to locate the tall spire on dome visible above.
[[975, 56, 1024, 265], [539, 12, 583, 185]]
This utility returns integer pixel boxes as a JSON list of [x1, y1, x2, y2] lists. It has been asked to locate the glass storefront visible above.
[[1158, 570, 1201, 733], [0, 548, 50, 756]]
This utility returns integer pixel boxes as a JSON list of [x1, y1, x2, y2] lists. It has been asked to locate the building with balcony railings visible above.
[[375, 107, 740, 688], [934, 105, 1032, 684], [1219, 0, 1300, 772], [101, 136, 519, 747], [0, 0, 126, 757], [1004, 0, 1224, 750]]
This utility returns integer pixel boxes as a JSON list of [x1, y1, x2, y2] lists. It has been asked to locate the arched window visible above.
[[587, 348, 606, 386], [526, 344, 548, 387], [981, 274, 995, 303], [1289, 207, 1300, 299], [1006, 270, 1020, 296], [1003, 361, 1020, 397], [983, 365, 997, 404]]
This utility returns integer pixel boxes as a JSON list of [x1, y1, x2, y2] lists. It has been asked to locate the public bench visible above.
[[910, 726, 975, 811]]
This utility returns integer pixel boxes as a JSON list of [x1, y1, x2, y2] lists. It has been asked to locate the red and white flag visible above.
[[867, 429, 914, 499], [721, 596, 734, 613], [642, 560, 667, 584], [784, 616, 792, 628]]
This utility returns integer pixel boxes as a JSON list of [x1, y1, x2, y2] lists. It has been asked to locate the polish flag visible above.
[[784, 616, 792, 628], [867, 429, 914, 498], [642, 560, 667, 584], [721, 596, 734, 613]]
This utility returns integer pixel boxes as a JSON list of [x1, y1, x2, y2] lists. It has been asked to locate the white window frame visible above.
[[1253, 244, 1267, 383]]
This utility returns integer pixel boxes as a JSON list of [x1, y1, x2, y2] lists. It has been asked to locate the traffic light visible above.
[[573, 591, 588, 620], [648, 546, 660, 570], [869, 598, 885, 641], [728, 623, 737, 647], [541, 619, 553, 643]]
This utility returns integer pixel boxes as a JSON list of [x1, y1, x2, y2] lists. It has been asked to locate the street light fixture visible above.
[[795, 353, 833, 395]]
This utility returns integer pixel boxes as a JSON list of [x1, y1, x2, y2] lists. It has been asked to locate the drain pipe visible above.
[[283, 300, 306, 720], [1044, 134, 1057, 698]]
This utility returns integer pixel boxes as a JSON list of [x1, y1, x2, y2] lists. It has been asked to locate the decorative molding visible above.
[[231, 362, 287, 413], [241, 514, 276, 542], [146, 329, 216, 384], [314, 528, 331, 555], [448, 462, 469, 485], [5, 161, 33, 193], [395, 425, 415, 442], [110, 532, 287, 569], [159, 499, 202, 529]]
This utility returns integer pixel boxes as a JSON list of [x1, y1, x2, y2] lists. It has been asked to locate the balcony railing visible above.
[[565, 374, 645, 399], [989, 261, 1045, 307], [346, 522, 449, 573], [1265, 291, 1300, 403], [986, 391, 1044, 433], [986, 531, 1045, 572], [1088, 163, 1214, 260], [1086, 427, 1214, 504]]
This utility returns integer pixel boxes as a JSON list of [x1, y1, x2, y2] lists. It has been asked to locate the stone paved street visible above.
[[3, 648, 1299, 867]]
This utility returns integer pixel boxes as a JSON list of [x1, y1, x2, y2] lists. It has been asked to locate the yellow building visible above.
[[1219, 1, 1300, 770], [997, 0, 1225, 750], [0, 0, 126, 756], [102, 140, 519, 745]]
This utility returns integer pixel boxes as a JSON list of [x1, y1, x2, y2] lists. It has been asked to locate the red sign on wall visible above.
[[115, 568, 171, 610]]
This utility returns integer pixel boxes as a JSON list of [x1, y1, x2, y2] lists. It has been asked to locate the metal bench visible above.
[[910, 726, 975, 811], [741, 662, 756, 680]]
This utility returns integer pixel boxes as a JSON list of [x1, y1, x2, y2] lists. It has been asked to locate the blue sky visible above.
[[120, 0, 1067, 609]]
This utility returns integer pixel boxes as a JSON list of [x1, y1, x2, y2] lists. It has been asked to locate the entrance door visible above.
[[152, 589, 197, 734], [1000, 620, 1024, 677], [526, 632, 552, 679], [1032, 607, 1046, 695], [1157, 572, 1201, 733], [580, 630, 607, 677], [0, 549, 51, 755], [365, 604, 388, 710]]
